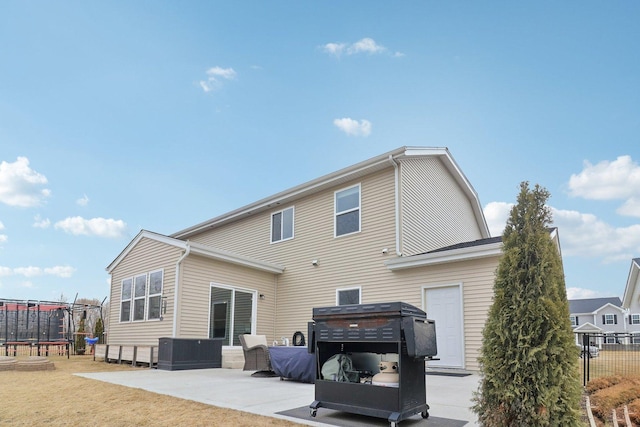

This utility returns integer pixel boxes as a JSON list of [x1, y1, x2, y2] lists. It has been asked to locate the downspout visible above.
[[173, 241, 191, 338], [388, 155, 402, 256]]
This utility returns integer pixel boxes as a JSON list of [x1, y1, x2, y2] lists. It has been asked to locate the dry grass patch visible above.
[[587, 375, 640, 426], [0, 355, 301, 426]]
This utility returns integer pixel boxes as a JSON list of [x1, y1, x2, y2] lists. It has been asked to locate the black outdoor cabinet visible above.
[[308, 302, 437, 427], [157, 337, 222, 371]]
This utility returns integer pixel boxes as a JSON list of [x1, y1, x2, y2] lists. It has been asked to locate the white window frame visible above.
[[334, 184, 361, 237], [630, 314, 640, 325], [120, 278, 133, 322], [132, 273, 147, 322], [605, 334, 618, 344], [570, 316, 578, 327], [209, 283, 257, 347], [147, 269, 164, 321], [336, 286, 362, 306], [604, 314, 615, 325], [270, 206, 295, 243], [632, 334, 640, 344]]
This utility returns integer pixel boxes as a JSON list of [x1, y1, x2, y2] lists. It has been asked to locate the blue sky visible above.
[[1, 2, 638, 303]]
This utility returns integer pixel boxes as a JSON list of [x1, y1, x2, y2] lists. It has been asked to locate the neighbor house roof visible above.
[[568, 297, 623, 314], [622, 258, 640, 308], [170, 146, 490, 240]]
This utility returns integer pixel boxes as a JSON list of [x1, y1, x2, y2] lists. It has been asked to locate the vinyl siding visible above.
[[400, 157, 482, 256], [387, 256, 498, 371], [108, 237, 182, 346], [177, 254, 277, 342], [189, 168, 399, 341]]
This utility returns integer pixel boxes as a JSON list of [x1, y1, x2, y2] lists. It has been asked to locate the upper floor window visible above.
[[271, 207, 294, 243], [337, 287, 361, 306], [603, 314, 617, 325], [335, 184, 361, 237], [630, 314, 640, 325], [570, 316, 578, 327]]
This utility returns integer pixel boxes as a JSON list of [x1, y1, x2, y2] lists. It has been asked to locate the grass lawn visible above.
[[0, 355, 301, 426]]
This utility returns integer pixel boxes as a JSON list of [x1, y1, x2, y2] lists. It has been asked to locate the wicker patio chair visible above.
[[239, 334, 272, 373]]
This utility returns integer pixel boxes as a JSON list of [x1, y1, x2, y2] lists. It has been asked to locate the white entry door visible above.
[[425, 286, 463, 368]]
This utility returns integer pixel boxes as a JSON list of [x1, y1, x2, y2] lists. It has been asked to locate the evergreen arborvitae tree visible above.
[[75, 318, 86, 354], [472, 182, 582, 426]]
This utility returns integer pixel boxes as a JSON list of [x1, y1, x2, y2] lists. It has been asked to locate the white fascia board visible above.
[[106, 230, 187, 273], [385, 241, 502, 271], [188, 242, 285, 274], [622, 259, 640, 308]]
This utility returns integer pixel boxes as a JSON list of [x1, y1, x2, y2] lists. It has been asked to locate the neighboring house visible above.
[[622, 258, 640, 343], [569, 297, 631, 345], [106, 146, 549, 371]]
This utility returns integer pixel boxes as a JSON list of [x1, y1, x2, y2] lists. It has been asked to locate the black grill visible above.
[[308, 302, 437, 426]]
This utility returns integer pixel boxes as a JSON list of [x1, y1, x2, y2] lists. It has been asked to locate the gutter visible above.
[[173, 242, 191, 337], [388, 155, 402, 256]]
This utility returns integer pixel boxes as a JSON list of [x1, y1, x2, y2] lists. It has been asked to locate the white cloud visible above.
[[19, 281, 34, 289], [551, 208, 640, 262], [483, 202, 513, 237], [322, 38, 393, 57], [14, 266, 42, 277], [0, 220, 6, 244], [483, 201, 640, 263], [54, 216, 127, 238], [568, 155, 640, 217], [0, 157, 51, 207], [333, 118, 372, 137], [566, 287, 603, 299], [0, 265, 75, 278], [33, 215, 51, 229], [199, 66, 237, 93], [76, 194, 89, 206], [44, 266, 76, 278]]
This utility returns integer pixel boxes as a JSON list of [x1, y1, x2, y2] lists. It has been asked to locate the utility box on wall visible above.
[[157, 338, 222, 371]]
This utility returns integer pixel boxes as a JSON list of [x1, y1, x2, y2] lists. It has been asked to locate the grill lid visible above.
[[312, 302, 426, 320]]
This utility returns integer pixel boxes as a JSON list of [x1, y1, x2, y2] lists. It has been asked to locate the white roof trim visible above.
[[385, 241, 502, 271], [188, 241, 285, 274], [106, 230, 284, 275], [622, 258, 640, 308], [573, 322, 603, 333], [171, 146, 490, 240]]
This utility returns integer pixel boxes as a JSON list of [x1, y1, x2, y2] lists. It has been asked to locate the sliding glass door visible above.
[[209, 285, 255, 346]]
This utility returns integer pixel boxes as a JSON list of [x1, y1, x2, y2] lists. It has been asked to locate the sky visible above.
[[0, 2, 639, 304]]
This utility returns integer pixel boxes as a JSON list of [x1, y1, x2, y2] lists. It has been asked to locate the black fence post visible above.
[[582, 334, 589, 386]]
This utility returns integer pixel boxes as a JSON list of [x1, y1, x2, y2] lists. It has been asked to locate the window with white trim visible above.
[[271, 207, 294, 243], [632, 334, 640, 344], [337, 287, 361, 306], [335, 184, 361, 237], [630, 314, 640, 325], [147, 270, 163, 320], [120, 278, 132, 322], [605, 334, 618, 344], [570, 316, 578, 327], [603, 314, 617, 325], [133, 273, 147, 321]]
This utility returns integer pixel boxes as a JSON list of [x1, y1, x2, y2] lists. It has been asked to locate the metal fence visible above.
[[577, 333, 640, 386]]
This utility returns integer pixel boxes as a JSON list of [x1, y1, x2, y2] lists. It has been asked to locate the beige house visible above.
[[106, 146, 506, 371]]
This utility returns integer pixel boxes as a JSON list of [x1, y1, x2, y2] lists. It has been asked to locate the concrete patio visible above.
[[76, 368, 479, 426]]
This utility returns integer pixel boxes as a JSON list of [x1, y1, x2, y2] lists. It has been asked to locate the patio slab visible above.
[[76, 368, 479, 426]]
